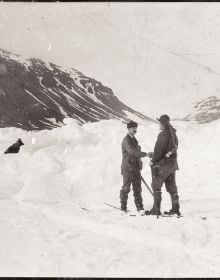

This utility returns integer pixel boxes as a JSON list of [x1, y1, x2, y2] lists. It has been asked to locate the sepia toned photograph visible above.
[[0, 1, 219, 278]]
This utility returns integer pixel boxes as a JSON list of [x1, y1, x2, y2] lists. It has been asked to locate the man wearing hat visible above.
[[145, 114, 181, 216], [120, 120, 148, 215]]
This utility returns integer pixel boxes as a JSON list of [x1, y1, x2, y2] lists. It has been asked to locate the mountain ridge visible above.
[[0, 48, 153, 130], [182, 96, 220, 123]]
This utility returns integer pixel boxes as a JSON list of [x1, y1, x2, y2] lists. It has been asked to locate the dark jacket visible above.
[[151, 126, 179, 175], [121, 134, 145, 174]]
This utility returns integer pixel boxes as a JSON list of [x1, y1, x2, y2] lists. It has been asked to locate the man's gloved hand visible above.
[[149, 160, 154, 166], [147, 152, 154, 158], [141, 152, 147, 157]]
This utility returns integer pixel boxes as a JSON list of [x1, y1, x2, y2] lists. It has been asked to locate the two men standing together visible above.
[[120, 115, 181, 216]]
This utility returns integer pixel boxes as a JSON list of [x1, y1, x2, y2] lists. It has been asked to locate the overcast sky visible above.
[[1, 2, 220, 117]]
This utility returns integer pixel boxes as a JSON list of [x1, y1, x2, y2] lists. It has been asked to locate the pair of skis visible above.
[[104, 202, 183, 218], [80, 203, 209, 220]]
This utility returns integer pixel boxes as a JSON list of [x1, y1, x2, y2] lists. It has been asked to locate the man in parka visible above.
[[145, 114, 181, 216], [120, 120, 148, 215]]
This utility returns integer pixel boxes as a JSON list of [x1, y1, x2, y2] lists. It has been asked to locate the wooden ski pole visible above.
[[141, 175, 153, 196]]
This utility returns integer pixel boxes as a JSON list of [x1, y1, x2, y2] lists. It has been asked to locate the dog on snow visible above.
[[4, 138, 24, 154]]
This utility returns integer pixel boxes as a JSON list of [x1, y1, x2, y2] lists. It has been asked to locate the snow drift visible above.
[[0, 119, 219, 277]]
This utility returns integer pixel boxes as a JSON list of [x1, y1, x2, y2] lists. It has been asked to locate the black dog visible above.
[[4, 138, 24, 154]]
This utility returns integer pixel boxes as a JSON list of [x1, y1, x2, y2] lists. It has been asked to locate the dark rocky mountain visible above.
[[183, 96, 220, 123], [0, 48, 153, 130]]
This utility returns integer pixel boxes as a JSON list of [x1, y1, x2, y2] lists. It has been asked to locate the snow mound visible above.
[[0, 118, 219, 206], [0, 119, 220, 277]]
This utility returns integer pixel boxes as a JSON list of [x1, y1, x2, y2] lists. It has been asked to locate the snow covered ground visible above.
[[0, 118, 219, 277]]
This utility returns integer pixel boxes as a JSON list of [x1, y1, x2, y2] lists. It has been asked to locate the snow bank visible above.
[[0, 118, 219, 277]]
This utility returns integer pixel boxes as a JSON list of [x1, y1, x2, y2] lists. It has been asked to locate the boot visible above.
[[145, 191, 162, 215], [138, 209, 145, 216], [121, 205, 127, 212], [134, 191, 144, 212], [164, 193, 181, 216], [120, 190, 128, 212], [145, 208, 161, 216]]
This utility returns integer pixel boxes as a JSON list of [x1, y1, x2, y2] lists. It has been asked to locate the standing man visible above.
[[145, 114, 181, 216], [120, 120, 148, 215]]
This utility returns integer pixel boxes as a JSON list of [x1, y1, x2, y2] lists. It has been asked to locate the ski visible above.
[[80, 207, 90, 211], [161, 214, 184, 218], [162, 213, 208, 220], [161, 210, 183, 218], [104, 202, 121, 211], [104, 202, 137, 216], [104, 203, 208, 220]]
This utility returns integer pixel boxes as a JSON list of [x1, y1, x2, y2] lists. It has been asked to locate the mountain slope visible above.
[[183, 96, 220, 123], [0, 48, 152, 130]]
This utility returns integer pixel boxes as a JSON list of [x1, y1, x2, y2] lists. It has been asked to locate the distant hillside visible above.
[[182, 96, 220, 123], [0, 48, 153, 130]]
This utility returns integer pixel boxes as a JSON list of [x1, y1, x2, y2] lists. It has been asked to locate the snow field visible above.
[[0, 118, 219, 277]]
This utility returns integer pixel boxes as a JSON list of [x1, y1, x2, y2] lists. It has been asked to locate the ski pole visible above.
[[141, 175, 153, 196]]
